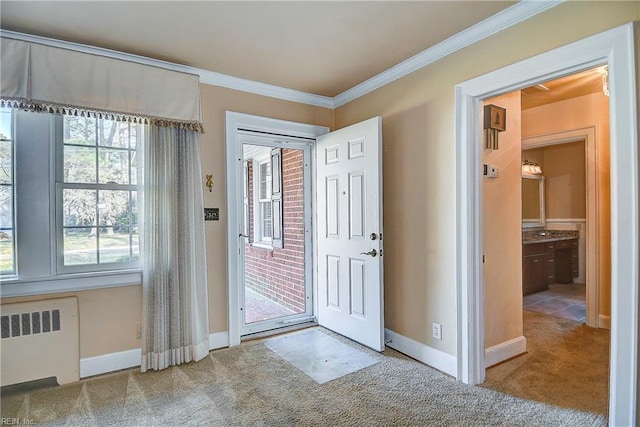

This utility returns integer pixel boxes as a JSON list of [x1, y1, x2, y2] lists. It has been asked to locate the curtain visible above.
[[141, 125, 209, 372], [1, 37, 203, 132]]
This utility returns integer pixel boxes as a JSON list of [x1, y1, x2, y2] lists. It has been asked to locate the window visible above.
[[244, 145, 283, 249], [59, 116, 140, 271], [258, 161, 273, 242], [1, 108, 142, 289], [0, 108, 15, 276]]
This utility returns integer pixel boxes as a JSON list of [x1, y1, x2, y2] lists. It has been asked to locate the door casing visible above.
[[225, 112, 329, 346], [454, 23, 638, 426]]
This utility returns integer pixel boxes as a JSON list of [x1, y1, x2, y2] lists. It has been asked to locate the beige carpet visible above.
[[2, 327, 606, 426], [482, 309, 610, 416]]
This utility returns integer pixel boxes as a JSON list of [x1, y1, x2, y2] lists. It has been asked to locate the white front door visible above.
[[316, 117, 384, 351]]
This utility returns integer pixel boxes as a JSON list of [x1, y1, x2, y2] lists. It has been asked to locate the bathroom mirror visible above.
[[522, 175, 545, 228]]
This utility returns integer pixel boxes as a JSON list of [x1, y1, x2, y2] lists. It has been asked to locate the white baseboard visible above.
[[209, 331, 229, 349], [384, 328, 457, 377], [485, 335, 527, 368], [80, 331, 230, 378], [80, 348, 141, 378], [598, 314, 611, 330]]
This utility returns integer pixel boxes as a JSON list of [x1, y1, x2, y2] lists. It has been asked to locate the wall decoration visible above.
[[483, 104, 507, 149]]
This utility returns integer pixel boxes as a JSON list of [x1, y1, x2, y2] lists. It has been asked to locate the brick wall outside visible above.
[[245, 149, 305, 313]]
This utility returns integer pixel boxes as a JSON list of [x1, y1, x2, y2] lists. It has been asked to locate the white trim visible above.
[[485, 336, 527, 368], [0, 272, 141, 298], [0, 1, 559, 110], [545, 218, 587, 223], [333, 0, 563, 107], [80, 332, 230, 378], [0, 29, 333, 110], [599, 314, 611, 330], [80, 348, 140, 378], [384, 328, 457, 377], [455, 23, 638, 426], [209, 331, 230, 350]]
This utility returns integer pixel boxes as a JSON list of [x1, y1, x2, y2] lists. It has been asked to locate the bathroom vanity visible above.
[[522, 231, 579, 295]]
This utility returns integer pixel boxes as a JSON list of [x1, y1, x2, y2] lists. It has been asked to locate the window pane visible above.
[[98, 148, 129, 184], [0, 109, 14, 275], [98, 120, 128, 148], [260, 162, 271, 199], [63, 189, 96, 227], [129, 124, 141, 150], [0, 139, 12, 184], [0, 229, 14, 275], [0, 108, 12, 142], [64, 145, 96, 183], [262, 202, 272, 238], [98, 190, 130, 227], [132, 227, 139, 261], [64, 227, 97, 265], [131, 191, 138, 226], [64, 117, 96, 146], [130, 151, 138, 185], [0, 185, 12, 228], [99, 228, 131, 263]]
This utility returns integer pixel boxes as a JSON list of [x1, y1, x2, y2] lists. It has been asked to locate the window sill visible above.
[[0, 270, 141, 298], [251, 242, 274, 251]]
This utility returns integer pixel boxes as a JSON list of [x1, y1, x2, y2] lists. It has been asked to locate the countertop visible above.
[[522, 230, 579, 245]]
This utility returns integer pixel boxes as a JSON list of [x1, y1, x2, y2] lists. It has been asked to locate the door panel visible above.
[[316, 116, 384, 351]]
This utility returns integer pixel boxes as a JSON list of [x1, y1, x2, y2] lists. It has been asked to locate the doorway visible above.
[[455, 24, 638, 425], [225, 112, 385, 351], [240, 135, 314, 336]]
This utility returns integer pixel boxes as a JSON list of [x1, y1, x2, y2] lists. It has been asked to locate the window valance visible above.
[[0, 37, 203, 132]]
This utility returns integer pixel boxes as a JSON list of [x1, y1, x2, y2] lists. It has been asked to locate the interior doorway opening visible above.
[[481, 67, 612, 414], [455, 23, 638, 425]]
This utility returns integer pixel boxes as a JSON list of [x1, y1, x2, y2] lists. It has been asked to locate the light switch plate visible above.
[[204, 208, 219, 221]]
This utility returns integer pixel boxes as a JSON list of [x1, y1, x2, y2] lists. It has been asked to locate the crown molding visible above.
[[0, 1, 561, 111], [0, 29, 334, 109], [332, 0, 563, 108]]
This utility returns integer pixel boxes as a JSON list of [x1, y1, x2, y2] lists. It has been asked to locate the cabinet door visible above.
[[523, 255, 547, 295]]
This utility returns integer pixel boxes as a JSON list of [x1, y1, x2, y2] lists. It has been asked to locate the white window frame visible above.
[[0, 110, 141, 298], [0, 108, 16, 278], [55, 115, 140, 274], [252, 152, 273, 247]]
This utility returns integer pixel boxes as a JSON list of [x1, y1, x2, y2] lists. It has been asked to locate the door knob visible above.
[[360, 249, 378, 257]]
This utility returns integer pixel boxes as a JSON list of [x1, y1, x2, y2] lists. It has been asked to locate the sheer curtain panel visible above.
[[141, 125, 209, 372]]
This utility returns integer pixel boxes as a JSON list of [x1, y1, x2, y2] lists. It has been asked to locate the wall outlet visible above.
[[136, 324, 142, 340], [432, 322, 442, 340]]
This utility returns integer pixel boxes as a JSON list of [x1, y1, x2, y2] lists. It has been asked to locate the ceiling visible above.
[[521, 67, 607, 110], [0, 1, 516, 98]]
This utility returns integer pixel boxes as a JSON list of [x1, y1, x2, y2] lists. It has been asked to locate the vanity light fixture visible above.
[[522, 160, 542, 175], [483, 104, 506, 150]]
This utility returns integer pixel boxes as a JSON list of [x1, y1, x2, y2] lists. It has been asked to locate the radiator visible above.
[[1, 297, 79, 386]]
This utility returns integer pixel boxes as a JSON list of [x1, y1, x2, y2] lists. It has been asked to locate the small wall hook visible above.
[[205, 174, 213, 192]]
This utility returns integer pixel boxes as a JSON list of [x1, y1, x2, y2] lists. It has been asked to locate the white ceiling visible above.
[[0, 1, 516, 98]]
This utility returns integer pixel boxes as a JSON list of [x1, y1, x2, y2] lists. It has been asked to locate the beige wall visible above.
[[2, 2, 637, 361], [1, 86, 333, 358], [335, 2, 638, 355], [526, 142, 586, 219], [199, 85, 334, 333], [522, 92, 611, 317], [482, 92, 523, 349]]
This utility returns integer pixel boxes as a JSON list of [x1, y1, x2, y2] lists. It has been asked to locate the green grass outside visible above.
[[0, 233, 139, 271]]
